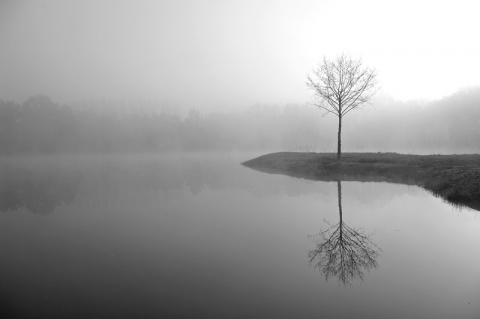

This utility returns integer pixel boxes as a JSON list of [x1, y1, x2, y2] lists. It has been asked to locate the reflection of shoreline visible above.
[[308, 181, 381, 285], [0, 165, 81, 215], [0, 156, 236, 215], [0, 154, 434, 215]]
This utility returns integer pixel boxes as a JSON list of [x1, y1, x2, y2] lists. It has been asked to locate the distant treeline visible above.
[[1, 88, 479, 155]]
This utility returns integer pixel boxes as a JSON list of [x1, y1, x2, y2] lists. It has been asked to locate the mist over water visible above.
[[1, 154, 479, 318], [2, 1, 480, 317]]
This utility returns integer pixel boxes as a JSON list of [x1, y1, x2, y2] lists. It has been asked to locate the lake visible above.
[[1, 153, 479, 318]]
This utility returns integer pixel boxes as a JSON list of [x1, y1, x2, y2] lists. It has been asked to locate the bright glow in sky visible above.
[[1, 0, 479, 109]]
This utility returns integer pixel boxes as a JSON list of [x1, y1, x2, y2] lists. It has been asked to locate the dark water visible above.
[[1, 154, 479, 318]]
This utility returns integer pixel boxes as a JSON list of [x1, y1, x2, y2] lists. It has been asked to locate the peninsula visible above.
[[243, 152, 480, 211]]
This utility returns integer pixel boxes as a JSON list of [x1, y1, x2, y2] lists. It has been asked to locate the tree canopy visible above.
[[307, 54, 378, 158]]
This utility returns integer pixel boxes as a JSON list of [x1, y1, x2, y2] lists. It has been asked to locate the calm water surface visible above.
[[1, 153, 479, 318]]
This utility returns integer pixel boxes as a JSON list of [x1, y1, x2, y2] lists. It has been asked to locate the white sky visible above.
[[1, 0, 479, 109]]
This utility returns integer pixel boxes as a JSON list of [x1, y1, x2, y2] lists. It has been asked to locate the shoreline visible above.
[[242, 152, 480, 211]]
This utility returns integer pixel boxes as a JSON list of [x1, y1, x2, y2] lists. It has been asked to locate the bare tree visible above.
[[308, 181, 381, 285], [306, 53, 378, 159]]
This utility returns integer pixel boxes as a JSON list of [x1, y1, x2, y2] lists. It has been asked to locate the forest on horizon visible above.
[[1, 87, 479, 155]]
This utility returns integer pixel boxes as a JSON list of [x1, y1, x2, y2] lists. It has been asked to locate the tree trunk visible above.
[[337, 115, 342, 159]]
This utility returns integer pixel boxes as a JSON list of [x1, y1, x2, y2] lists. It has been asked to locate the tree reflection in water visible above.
[[308, 181, 381, 285]]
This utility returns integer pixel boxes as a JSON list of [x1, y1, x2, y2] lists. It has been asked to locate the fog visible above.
[[3, 3, 480, 317], [1, 88, 479, 155], [1, 1, 480, 154], [2, 0, 480, 111]]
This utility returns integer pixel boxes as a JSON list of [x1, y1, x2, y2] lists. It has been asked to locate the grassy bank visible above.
[[243, 152, 480, 211]]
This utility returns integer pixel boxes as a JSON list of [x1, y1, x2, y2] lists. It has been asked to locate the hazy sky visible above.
[[1, 0, 479, 109]]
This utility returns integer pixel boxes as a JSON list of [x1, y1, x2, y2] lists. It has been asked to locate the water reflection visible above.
[[308, 181, 381, 285], [3, 154, 470, 218], [0, 156, 225, 215], [0, 164, 80, 215], [2, 154, 339, 215]]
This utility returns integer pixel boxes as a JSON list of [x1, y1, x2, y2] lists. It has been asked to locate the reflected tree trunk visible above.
[[337, 180, 342, 232]]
